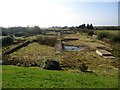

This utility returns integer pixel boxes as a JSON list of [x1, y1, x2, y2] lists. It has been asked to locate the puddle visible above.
[[64, 45, 86, 51]]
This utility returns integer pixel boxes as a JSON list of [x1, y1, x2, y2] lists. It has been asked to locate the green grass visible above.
[[2, 65, 118, 88], [94, 30, 119, 35], [0, 66, 2, 89]]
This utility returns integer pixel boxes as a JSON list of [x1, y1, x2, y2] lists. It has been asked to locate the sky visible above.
[[0, 0, 119, 27]]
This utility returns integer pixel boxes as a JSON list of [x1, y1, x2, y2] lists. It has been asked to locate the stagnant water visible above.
[[64, 45, 86, 51]]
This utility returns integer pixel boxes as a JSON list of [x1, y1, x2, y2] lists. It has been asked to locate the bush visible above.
[[110, 35, 120, 43], [37, 36, 57, 47], [97, 32, 107, 40], [14, 32, 27, 37], [87, 31, 94, 36], [2, 36, 14, 46], [79, 63, 88, 72], [43, 59, 61, 70]]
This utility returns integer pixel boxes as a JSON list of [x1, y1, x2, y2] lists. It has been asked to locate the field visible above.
[[2, 29, 119, 88], [2, 65, 118, 88]]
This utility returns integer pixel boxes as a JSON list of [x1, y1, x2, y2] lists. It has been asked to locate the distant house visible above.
[[96, 49, 115, 59]]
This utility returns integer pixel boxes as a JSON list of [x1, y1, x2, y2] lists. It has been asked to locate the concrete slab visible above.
[[96, 49, 115, 59]]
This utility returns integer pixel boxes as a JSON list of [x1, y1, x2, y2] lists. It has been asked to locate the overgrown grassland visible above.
[[3, 42, 55, 66], [62, 33, 111, 50], [2, 30, 119, 88], [3, 41, 118, 74], [3, 33, 118, 73], [2, 65, 118, 88], [94, 30, 119, 35]]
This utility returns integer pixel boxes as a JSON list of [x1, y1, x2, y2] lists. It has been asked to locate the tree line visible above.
[[1, 26, 42, 36]]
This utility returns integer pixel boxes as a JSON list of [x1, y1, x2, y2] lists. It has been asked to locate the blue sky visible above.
[[59, 2, 118, 26], [0, 0, 119, 27]]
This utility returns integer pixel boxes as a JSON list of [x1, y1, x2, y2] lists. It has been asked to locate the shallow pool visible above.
[[64, 45, 86, 51]]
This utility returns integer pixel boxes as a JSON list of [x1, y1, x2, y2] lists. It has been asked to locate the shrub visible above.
[[110, 35, 120, 43], [87, 31, 94, 36], [2, 36, 14, 46], [97, 32, 107, 40], [43, 59, 61, 70], [36, 36, 57, 47], [14, 32, 27, 37], [79, 63, 88, 72]]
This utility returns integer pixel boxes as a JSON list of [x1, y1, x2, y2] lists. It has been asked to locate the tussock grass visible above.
[[3, 42, 55, 66]]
